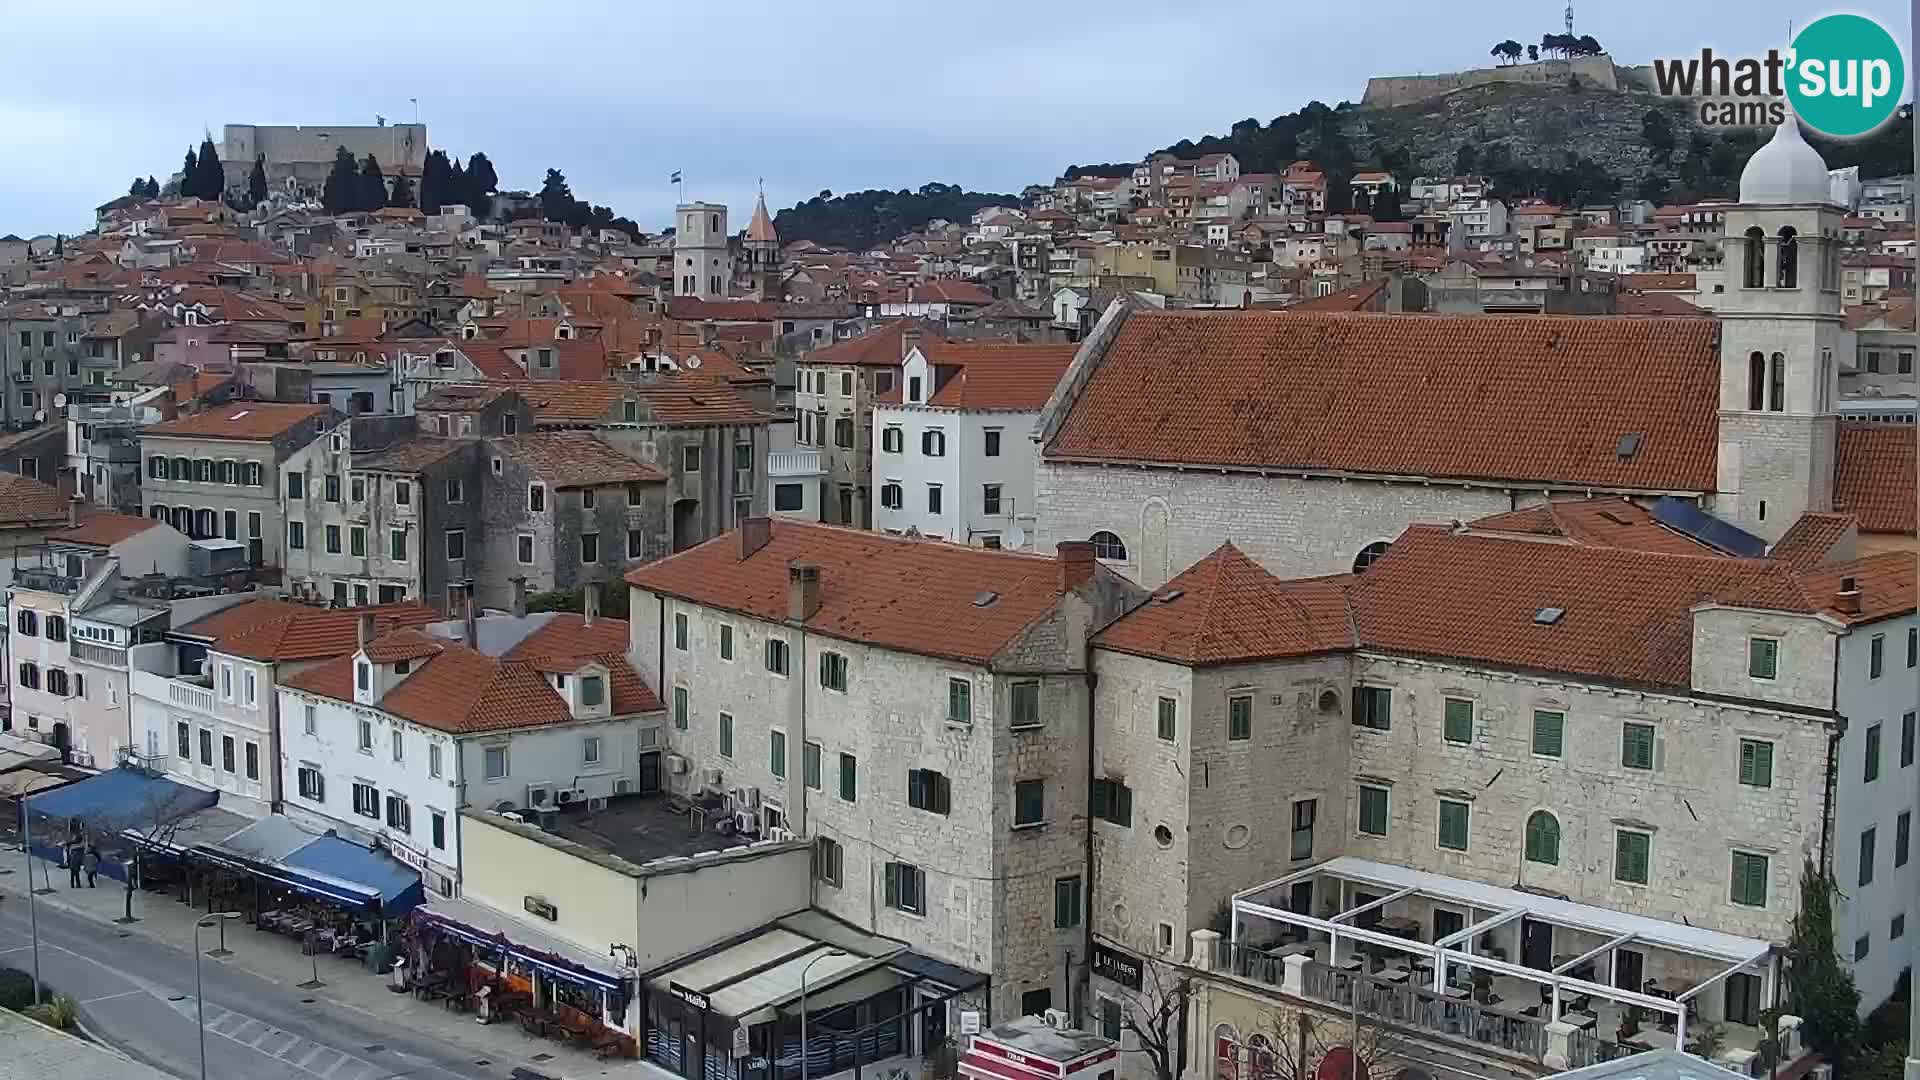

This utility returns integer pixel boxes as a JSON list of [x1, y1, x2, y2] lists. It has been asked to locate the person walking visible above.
[[83, 845, 98, 888], [65, 841, 81, 888]]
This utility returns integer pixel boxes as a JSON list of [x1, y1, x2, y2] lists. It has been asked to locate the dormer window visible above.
[[582, 675, 605, 708], [356, 661, 371, 691], [394, 660, 411, 675]]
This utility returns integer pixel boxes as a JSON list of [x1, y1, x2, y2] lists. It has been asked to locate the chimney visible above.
[[901, 325, 921, 361], [509, 575, 528, 618], [788, 563, 822, 622], [583, 582, 599, 626], [67, 496, 82, 529], [55, 468, 75, 502], [356, 612, 374, 653], [740, 516, 772, 560], [1836, 575, 1862, 615], [462, 576, 480, 641], [1057, 541, 1097, 592]]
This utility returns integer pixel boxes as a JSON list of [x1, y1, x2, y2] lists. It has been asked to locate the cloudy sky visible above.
[[2, 0, 1908, 237]]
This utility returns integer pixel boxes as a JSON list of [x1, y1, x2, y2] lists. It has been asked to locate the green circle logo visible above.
[[1786, 14, 1906, 138]]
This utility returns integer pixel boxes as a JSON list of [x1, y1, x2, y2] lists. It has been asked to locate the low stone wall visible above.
[[1362, 54, 1620, 109]]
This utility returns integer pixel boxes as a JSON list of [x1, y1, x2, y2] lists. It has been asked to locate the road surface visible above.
[[0, 896, 502, 1080]]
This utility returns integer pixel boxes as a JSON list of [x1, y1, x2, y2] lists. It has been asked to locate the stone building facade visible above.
[[627, 523, 1144, 1021], [138, 402, 336, 567]]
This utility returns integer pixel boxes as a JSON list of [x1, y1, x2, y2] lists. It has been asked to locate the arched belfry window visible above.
[[1748, 352, 1766, 411], [1776, 227, 1798, 288], [1743, 227, 1765, 289]]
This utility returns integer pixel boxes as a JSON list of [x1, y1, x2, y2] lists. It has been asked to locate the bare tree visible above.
[[77, 785, 204, 924], [1119, 956, 1193, 1080], [1233, 997, 1418, 1080]]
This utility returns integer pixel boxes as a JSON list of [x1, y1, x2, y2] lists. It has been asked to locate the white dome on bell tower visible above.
[[1737, 115, 1834, 205]]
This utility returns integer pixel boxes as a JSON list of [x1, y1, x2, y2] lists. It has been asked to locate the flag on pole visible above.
[[669, 171, 682, 184]]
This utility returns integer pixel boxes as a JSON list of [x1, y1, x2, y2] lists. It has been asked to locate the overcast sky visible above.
[[1, 0, 1909, 238]]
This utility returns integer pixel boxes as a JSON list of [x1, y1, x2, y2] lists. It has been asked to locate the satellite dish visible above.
[[32, 410, 45, 423], [52, 394, 66, 409], [686, 356, 702, 369], [1007, 526, 1027, 549]]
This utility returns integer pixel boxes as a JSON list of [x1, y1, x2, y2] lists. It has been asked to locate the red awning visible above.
[[961, 1052, 1059, 1080]]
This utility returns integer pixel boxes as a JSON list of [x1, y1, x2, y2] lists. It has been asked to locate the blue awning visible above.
[[280, 836, 423, 914], [24, 768, 216, 833]]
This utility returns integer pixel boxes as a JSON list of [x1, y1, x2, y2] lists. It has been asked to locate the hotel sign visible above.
[[1090, 943, 1142, 990]]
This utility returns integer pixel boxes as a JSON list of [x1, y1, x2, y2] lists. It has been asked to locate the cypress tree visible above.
[[356, 155, 387, 213], [321, 146, 358, 215], [194, 135, 225, 201], [247, 155, 269, 206]]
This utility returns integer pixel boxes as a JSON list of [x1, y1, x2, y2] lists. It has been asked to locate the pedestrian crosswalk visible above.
[[169, 997, 395, 1079]]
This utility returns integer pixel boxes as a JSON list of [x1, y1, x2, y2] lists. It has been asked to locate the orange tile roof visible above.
[[1620, 273, 1697, 292], [1283, 280, 1387, 312], [915, 343, 1078, 410], [806, 320, 946, 368], [627, 521, 1086, 664], [0, 474, 70, 528], [45, 512, 165, 548], [1046, 311, 1721, 492], [1468, 499, 1719, 557], [1796, 551, 1915, 625], [143, 402, 333, 442], [1834, 423, 1916, 534], [496, 432, 667, 489], [202, 601, 441, 662], [1350, 525, 1816, 690], [520, 380, 766, 429], [286, 616, 660, 733], [1768, 513, 1858, 569], [1095, 544, 1354, 665], [1615, 293, 1708, 316]]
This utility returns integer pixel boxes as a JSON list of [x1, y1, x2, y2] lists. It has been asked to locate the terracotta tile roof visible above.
[[518, 380, 765, 429], [913, 280, 994, 305], [627, 521, 1086, 664], [0, 474, 70, 528], [1833, 423, 1916, 534], [807, 320, 946, 368], [174, 598, 307, 641], [1844, 299, 1915, 331], [1046, 311, 1721, 492], [356, 437, 469, 474], [1768, 513, 1858, 569], [143, 402, 333, 442], [1349, 525, 1815, 690], [665, 299, 850, 322], [1796, 552, 1915, 625], [1614, 293, 1708, 316], [914, 343, 1078, 410], [205, 601, 441, 662], [1095, 544, 1354, 665], [45, 512, 165, 548], [1620, 273, 1697, 292], [1283, 280, 1387, 312], [495, 432, 667, 489], [1468, 499, 1720, 556], [286, 617, 661, 734]]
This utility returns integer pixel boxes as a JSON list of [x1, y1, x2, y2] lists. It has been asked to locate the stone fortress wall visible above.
[[1361, 53, 1622, 108]]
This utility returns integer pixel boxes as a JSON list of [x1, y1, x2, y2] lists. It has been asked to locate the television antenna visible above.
[[1564, 1, 1574, 36]]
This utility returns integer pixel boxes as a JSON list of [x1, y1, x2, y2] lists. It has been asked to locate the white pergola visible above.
[[1230, 857, 1779, 1050]]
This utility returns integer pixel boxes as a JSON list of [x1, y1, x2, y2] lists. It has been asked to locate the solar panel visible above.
[[1651, 497, 1768, 557]]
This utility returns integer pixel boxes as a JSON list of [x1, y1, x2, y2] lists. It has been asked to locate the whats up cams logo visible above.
[[1651, 13, 1907, 137]]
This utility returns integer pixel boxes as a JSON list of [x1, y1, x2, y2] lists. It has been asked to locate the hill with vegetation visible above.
[[773, 183, 1019, 250]]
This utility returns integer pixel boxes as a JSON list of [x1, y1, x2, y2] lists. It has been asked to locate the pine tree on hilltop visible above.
[[321, 145, 357, 215], [356, 155, 387, 213], [144, 177, 159, 199], [247, 155, 269, 206], [418, 149, 451, 214], [128, 177, 146, 197], [181, 147, 199, 198], [465, 152, 497, 217], [194, 135, 225, 201]]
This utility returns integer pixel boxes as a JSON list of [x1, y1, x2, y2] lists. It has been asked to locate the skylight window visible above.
[[1534, 607, 1566, 625]]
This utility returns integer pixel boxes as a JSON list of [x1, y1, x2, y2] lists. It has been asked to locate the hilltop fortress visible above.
[[1362, 53, 1634, 108]]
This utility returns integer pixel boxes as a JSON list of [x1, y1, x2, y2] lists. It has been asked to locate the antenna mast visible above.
[[1564, 1, 1574, 35]]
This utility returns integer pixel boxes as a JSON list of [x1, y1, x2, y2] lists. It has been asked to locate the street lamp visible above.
[[799, 949, 848, 1080], [195, 912, 241, 1080]]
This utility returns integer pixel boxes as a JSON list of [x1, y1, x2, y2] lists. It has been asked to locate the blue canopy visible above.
[[278, 836, 423, 914], [24, 768, 216, 833]]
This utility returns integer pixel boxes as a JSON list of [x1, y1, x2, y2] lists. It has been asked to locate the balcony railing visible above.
[[71, 641, 127, 668], [768, 449, 824, 478], [167, 678, 215, 712]]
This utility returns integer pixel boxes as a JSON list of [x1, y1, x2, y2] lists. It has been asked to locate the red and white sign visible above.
[[960, 1030, 1118, 1080]]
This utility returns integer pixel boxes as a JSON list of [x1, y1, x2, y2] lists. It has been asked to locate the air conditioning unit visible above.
[[701, 768, 723, 790], [765, 827, 794, 843], [555, 787, 586, 806], [666, 753, 689, 775], [733, 809, 758, 836], [588, 796, 608, 812], [1042, 1008, 1070, 1029], [526, 783, 553, 807], [613, 778, 635, 796], [744, 786, 760, 810]]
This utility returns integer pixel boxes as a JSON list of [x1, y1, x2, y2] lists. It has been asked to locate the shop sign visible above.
[[732, 1025, 751, 1057], [523, 895, 558, 921], [669, 981, 711, 1011], [1091, 943, 1142, 990]]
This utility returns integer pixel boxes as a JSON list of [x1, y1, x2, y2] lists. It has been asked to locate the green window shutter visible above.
[[1525, 812, 1559, 865], [1622, 723, 1654, 769], [719, 713, 732, 757], [1157, 698, 1176, 741], [1359, 787, 1388, 835], [1532, 711, 1564, 757], [1616, 831, 1649, 883], [840, 754, 857, 802], [1090, 780, 1109, 821], [1443, 699, 1473, 743]]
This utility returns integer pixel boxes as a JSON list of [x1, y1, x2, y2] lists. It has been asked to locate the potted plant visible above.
[[1616, 1006, 1642, 1043]]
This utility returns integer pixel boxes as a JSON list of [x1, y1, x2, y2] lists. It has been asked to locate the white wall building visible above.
[[871, 341, 1076, 549], [674, 202, 732, 301], [278, 604, 665, 896]]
